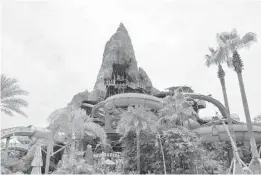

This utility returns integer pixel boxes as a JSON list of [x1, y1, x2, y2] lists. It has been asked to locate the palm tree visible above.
[[1, 74, 29, 117], [216, 29, 260, 170], [116, 106, 157, 174], [158, 89, 198, 128], [48, 106, 107, 159], [205, 47, 232, 114], [156, 90, 197, 174]]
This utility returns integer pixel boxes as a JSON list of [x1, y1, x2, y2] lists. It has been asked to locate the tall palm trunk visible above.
[[136, 130, 141, 174], [233, 51, 259, 158], [233, 51, 261, 173], [218, 64, 236, 164], [158, 134, 167, 174], [237, 72, 259, 157], [218, 64, 230, 114]]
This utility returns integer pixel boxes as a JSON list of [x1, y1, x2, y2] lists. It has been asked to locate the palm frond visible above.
[[116, 106, 158, 137], [226, 57, 233, 68], [84, 122, 107, 144], [205, 46, 227, 66], [1, 74, 29, 117], [217, 29, 257, 53], [48, 107, 107, 145], [1, 74, 18, 92], [1, 98, 28, 107], [216, 33, 227, 47], [1, 104, 28, 117], [1, 107, 14, 116], [47, 108, 67, 123], [208, 47, 216, 54], [205, 55, 215, 67], [240, 32, 257, 49], [158, 90, 197, 128], [1, 85, 28, 99]]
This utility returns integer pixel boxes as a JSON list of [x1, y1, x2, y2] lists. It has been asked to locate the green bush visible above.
[[52, 155, 96, 174], [122, 127, 227, 174]]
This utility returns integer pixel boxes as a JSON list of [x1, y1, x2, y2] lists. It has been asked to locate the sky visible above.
[[1, 0, 261, 129]]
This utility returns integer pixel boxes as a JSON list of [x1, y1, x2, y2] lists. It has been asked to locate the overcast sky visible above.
[[1, 0, 261, 129]]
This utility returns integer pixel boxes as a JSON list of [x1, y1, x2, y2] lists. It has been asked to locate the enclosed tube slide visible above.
[[101, 93, 163, 113], [1, 126, 52, 141], [91, 93, 261, 143], [193, 124, 261, 143], [1, 126, 54, 173], [2, 142, 29, 152]]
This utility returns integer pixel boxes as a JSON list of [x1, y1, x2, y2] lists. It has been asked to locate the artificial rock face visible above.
[[69, 90, 89, 108], [94, 23, 139, 93], [71, 23, 157, 102], [138, 67, 153, 91]]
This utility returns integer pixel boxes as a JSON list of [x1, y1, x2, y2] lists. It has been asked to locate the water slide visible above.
[[91, 93, 163, 118], [1, 126, 53, 153], [90, 93, 261, 143], [1, 126, 52, 141], [1, 126, 53, 173], [193, 124, 261, 143], [2, 142, 30, 152], [1, 126, 36, 139]]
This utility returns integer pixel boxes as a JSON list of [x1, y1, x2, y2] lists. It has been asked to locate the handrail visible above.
[[4, 142, 29, 150], [1, 127, 35, 136], [1, 126, 51, 139]]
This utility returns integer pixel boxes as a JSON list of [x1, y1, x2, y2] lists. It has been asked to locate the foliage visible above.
[[116, 106, 158, 173], [253, 113, 261, 124], [158, 90, 197, 128], [1, 165, 12, 174], [202, 141, 230, 173], [52, 155, 97, 174], [205, 47, 233, 68], [217, 29, 257, 53], [117, 106, 158, 136], [216, 29, 257, 73], [161, 127, 204, 174], [1, 74, 29, 117], [1, 150, 26, 173], [122, 127, 226, 174], [48, 106, 107, 145]]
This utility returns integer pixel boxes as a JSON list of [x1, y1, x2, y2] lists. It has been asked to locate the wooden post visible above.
[[45, 131, 54, 174], [45, 142, 52, 174]]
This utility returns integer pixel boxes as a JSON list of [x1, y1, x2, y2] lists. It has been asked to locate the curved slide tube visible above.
[[2, 142, 29, 152], [1, 127, 35, 139], [92, 93, 261, 144], [104, 93, 164, 112], [1, 126, 53, 173], [193, 124, 261, 143], [1, 126, 52, 140], [92, 93, 164, 118]]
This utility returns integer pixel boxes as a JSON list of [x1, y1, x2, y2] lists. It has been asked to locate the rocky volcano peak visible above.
[[117, 22, 128, 33], [95, 23, 139, 92], [70, 23, 159, 103]]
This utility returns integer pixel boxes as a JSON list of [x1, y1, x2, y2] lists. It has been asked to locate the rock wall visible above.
[[70, 23, 158, 103]]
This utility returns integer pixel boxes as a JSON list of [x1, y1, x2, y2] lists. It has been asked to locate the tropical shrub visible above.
[[52, 155, 96, 174], [121, 126, 225, 174], [202, 141, 230, 173]]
